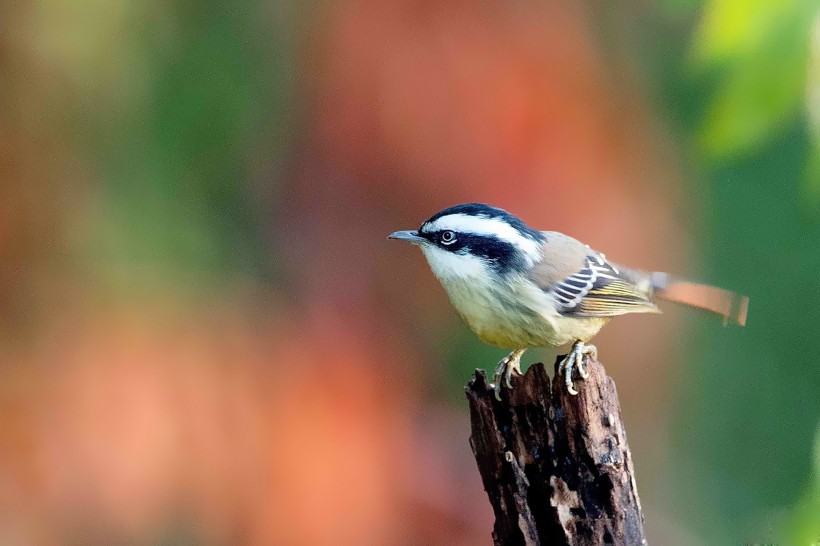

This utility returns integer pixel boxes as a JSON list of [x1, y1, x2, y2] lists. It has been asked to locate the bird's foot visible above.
[[557, 341, 597, 395], [491, 349, 527, 401]]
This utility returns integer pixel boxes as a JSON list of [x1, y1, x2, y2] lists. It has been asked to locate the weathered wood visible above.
[[466, 357, 646, 546]]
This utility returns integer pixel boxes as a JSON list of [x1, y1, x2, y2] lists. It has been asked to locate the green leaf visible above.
[[694, 0, 800, 62], [699, 43, 807, 156], [805, 18, 820, 206], [783, 424, 820, 545], [692, 1, 817, 157]]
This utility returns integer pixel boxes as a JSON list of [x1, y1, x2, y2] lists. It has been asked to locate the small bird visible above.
[[389, 203, 748, 396]]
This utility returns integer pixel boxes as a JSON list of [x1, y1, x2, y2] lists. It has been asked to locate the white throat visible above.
[[420, 244, 491, 282]]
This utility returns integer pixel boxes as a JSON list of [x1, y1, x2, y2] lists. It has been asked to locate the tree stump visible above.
[[465, 357, 646, 546]]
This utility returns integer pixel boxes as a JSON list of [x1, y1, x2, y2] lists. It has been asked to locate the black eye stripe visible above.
[[425, 232, 526, 273]]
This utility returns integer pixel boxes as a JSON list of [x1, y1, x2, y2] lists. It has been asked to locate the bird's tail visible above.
[[650, 272, 748, 326]]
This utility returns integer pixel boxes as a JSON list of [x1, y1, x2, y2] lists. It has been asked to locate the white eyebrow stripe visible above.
[[423, 213, 542, 262]]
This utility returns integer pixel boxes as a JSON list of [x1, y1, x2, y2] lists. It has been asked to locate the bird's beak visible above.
[[388, 230, 427, 244]]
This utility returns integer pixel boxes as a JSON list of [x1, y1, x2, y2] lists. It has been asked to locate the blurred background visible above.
[[1, 0, 819, 544]]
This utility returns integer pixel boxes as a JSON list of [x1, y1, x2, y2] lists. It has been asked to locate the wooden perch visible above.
[[465, 357, 646, 546]]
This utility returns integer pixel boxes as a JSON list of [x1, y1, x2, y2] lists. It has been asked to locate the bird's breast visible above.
[[437, 274, 567, 348]]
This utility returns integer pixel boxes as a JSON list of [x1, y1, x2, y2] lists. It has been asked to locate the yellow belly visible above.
[[472, 315, 610, 349], [438, 271, 611, 349]]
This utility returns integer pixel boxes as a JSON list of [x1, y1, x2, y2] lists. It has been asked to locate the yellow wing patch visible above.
[[578, 280, 659, 316], [550, 253, 660, 318]]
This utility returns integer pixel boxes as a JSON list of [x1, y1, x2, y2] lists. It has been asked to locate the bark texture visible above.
[[465, 357, 646, 546]]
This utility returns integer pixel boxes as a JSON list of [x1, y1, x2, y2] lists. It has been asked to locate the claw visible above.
[[504, 358, 521, 389], [576, 354, 589, 379], [562, 350, 578, 394], [558, 341, 597, 395], [492, 349, 527, 400]]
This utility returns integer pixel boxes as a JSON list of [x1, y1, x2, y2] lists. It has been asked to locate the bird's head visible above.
[[389, 203, 545, 281]]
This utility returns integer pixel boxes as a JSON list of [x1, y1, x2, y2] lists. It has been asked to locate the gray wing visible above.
[[530, 234, 659, 318], [550, 253, 659, 317]]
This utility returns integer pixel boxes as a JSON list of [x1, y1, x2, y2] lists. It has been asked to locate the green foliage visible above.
[[784, 426, 820, 545], [692, 0, 816, 157], [74, 1, 295, 290], [805, 21, 820, 208], [648, 1, 820, 543]]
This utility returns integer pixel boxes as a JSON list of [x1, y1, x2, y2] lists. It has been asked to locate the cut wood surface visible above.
[[465, 358, 646, 546]]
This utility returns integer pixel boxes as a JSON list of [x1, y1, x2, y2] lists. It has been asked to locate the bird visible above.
[[388, 203, 748, 396]]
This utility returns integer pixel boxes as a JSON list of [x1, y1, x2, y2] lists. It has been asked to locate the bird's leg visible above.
[[557, 348, 578, 395], [492, 348, 527, 400], [558, 341, 597, 395], [574, 343, 596, 379]]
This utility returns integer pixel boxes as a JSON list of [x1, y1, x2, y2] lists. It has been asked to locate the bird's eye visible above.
[[440, 230, 457, 245]]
